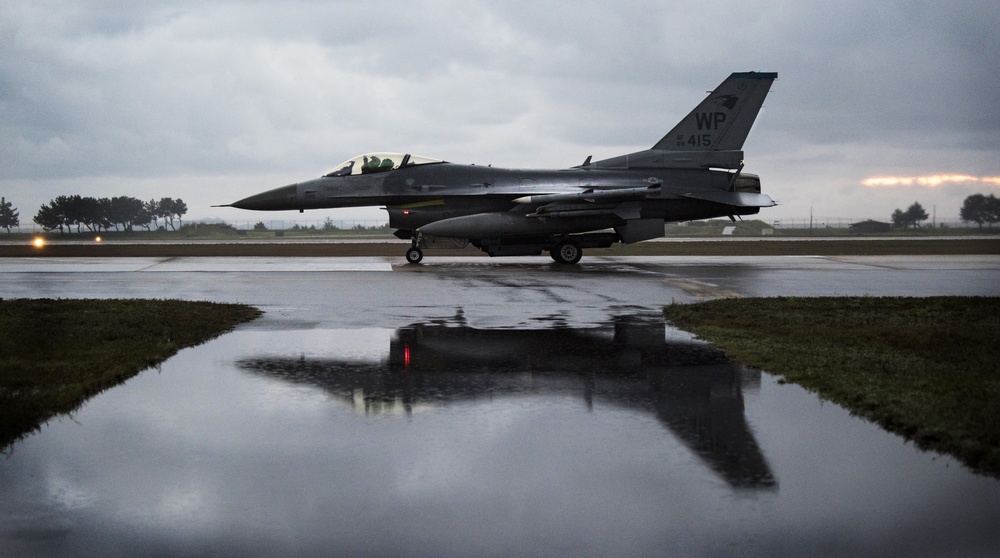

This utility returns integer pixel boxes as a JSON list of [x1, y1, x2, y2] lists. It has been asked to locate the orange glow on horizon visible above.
[[862, 174, 998, 188]]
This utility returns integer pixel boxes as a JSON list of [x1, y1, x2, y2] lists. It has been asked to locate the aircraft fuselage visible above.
[[233, 163, 762, 224]]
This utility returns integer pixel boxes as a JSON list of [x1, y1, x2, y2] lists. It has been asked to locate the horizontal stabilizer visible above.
[[682, 191, 776, 207]]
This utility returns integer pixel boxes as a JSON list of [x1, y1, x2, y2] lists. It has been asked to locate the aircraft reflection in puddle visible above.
[[237, 314, 776, 489]]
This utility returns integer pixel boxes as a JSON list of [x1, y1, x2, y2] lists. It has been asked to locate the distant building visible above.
[[849, 220, 891, 233]]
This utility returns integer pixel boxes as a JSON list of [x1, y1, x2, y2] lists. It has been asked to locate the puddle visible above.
[[2, 314, 998, 557]]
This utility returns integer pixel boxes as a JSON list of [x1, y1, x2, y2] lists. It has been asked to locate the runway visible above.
[[2, 255, 997, 330]]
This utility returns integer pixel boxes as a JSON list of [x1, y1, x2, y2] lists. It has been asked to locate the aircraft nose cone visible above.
[[229, 184, 298, 211]]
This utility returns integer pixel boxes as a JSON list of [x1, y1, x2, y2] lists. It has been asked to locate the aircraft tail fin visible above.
[[588, 72, 776, 170], [653, 72, 776, 152]]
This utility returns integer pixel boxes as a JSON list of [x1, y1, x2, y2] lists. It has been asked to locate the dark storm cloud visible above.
[[1, 0, 997, 220]]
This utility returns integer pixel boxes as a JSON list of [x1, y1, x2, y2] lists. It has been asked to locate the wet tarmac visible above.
[[2, 255, 999, 556]]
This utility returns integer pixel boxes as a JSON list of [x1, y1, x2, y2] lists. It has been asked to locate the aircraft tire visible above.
[[552, 239, 582, 264], [405, 247, 424, 264]]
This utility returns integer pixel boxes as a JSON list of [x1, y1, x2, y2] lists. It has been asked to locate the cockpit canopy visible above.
[[323, 153, 443, 177]]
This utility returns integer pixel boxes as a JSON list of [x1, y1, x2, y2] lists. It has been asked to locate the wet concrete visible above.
[[1, 255, 999, 556]]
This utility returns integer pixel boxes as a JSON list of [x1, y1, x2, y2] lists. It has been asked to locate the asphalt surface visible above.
[[2, 255, 997, 329]]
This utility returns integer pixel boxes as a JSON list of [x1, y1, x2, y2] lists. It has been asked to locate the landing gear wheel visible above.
[[551, 239, 582, 264], [405, 247, 423, 264]]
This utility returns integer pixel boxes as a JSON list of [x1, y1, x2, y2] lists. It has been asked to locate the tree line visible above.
[[959, 193, 1000, 228], [890, 202, 930, 229], [31, 196, 187, 234], [1, 197, 19, 234], [891, 194, 999, 229], [3, 192, 999, 235]]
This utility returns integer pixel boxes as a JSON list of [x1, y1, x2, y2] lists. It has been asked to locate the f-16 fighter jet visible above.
[[224, 72, 777, 263]]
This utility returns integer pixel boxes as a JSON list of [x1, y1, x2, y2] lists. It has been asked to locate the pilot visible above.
[[362, 155, 381, 174]]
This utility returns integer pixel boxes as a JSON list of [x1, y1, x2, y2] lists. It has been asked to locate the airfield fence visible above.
[[771, 218, 966, 229], [8, 219, 391, 234], [213, 220, 390, 231], [7, 217, 976, 235]]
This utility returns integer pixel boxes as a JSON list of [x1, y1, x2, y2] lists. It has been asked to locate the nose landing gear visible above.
[[405, 245, 423, 264], [405, 232, 424, 264]]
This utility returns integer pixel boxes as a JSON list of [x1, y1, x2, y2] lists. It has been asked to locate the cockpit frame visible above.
[[323, 153, 443, 178]]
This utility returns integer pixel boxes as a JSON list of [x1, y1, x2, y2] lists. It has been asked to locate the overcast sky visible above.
[[3, 0, 998, 227]]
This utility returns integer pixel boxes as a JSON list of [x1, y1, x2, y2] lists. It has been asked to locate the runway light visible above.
[[33, 237, 45, 248], [95, 236, 102, 243]]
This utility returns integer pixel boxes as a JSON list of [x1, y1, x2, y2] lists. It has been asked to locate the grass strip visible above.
[[0, 299, 262, 449], [662, 296, 1000, 476]]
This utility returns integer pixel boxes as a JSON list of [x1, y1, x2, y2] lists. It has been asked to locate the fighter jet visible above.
[[225, 71, 777, 263]]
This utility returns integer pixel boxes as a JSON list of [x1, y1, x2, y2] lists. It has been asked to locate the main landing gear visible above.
[[550, 239, 582, 264]]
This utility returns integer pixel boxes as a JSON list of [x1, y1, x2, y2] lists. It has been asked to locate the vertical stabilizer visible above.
[[652, 72, 777, 152], [590, 72, 776, 170]]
